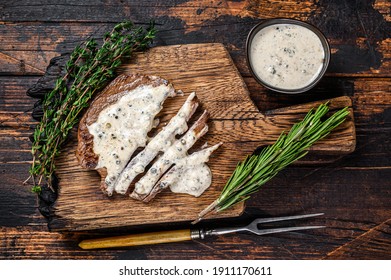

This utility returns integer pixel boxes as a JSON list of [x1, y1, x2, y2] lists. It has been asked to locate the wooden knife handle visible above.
[[78, 229, 192, 249]]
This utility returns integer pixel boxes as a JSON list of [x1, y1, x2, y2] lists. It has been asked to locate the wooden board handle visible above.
[[262, 96, 356, 154], [78, 229, 191, 249]]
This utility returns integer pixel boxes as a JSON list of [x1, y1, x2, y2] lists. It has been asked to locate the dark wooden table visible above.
[[1, 0, 390, 259]]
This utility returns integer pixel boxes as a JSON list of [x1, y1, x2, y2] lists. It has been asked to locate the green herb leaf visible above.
[[31, 185, 42, 194]]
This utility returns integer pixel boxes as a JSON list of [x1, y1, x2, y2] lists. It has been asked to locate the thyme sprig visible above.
[[26, 21, 156, 192], [193, 103, 350, 223]]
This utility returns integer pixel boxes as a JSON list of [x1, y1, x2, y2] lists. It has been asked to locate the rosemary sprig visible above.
[[193, 103, 350, 224], [26, 21, 156, 192]]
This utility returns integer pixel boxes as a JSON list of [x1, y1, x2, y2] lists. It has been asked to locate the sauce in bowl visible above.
[[246, 19, 330, 94]]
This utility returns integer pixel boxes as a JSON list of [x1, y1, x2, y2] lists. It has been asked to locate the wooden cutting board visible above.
[[50, 43, 355, 231]]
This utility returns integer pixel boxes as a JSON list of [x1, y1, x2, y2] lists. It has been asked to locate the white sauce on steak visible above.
[[167, 144, 220, 197], [249, 23, 325, 90], [134, 126, 206, 195], [86, 82, 219, 199], [114, 92, 197, 195], [87, 84, 173, 191], [168, 164, 211, 197]]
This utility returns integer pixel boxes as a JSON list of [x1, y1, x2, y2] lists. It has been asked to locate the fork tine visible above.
[[250, 213, 324, 227], [251, 226, 326, 236]]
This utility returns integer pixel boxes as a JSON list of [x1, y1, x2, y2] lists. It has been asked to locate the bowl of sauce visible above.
[[246, 18, 330, 94]]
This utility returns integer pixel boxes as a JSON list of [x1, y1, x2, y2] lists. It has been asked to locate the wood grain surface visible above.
[[51, 43, 355, 231], [0, 0, 390, 259]]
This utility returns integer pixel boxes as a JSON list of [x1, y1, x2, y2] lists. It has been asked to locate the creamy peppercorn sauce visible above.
[[249, 23, 325, 90], [161, 144, 221, 197], [87, 84, 173, 191], [87, 84, 217, 199], [134, 126, 205, 196], [114, 92, 197, 195]]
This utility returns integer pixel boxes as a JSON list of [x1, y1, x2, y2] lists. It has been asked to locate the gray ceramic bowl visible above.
[[246, 18, 330, 94]]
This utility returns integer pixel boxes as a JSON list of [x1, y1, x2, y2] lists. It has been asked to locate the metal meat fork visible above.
[[191, 213, 324, 240], [79, 213, 324, 249]]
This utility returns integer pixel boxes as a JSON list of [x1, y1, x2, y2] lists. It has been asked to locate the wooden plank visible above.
[[1, 0, 391, 76], [0, 214, 386, 259], [0, 226, 116, 259], [3, 0, 391, 25], [247, 166, 391, 218], [0, 0, 312, 23], [324, 218, 391, 259]]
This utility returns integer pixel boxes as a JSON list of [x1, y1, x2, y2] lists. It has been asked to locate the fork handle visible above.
[[79, 229, 192, 249]]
